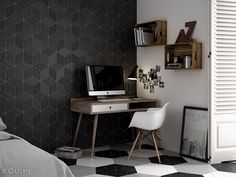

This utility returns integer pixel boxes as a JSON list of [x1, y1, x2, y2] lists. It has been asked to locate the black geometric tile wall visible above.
[[0, 0, 136, 152]]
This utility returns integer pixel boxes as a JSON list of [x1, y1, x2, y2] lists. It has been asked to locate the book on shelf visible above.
[[134, 27, 155, 46], [167, 63, 184, 68]]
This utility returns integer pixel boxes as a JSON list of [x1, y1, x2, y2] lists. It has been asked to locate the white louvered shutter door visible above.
[[211, 0, 236, 163]]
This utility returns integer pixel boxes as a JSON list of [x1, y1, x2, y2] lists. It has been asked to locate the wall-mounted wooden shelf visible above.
[[164, 42, 202, 70], [134, 20, 167, 47]]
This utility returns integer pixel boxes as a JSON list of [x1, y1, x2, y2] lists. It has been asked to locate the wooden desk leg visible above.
[[91, 114, 99, 159], [130, 112, 136, 141], [73, 113, 83, 147]]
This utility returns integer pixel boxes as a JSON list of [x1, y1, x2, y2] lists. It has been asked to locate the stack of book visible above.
[[134, 27, 156, 46], [55, 146, 82, 159]]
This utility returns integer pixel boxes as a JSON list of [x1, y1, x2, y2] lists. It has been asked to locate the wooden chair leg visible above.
[[152, 132, 161, 163], [155, 131, 164, 150], [137, 130, 144, 149], [128, 130, 141, 160], [138, 130, 144, 150]]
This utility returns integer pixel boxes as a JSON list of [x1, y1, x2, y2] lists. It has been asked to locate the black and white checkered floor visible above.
[[66, 145, 236, 177]]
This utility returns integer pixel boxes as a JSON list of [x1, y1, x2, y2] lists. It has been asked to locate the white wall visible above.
[[137, 0, 210, 152]]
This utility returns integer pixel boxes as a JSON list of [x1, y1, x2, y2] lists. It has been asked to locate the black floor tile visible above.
[[162, 172, 203, 177], [96, 164, 136, 176], [58, 157, 77, 166], [149, 155, 187, 165], [95, 149, 128, 158], [141, 144, 164, 150], [212, 162, 236, 173]]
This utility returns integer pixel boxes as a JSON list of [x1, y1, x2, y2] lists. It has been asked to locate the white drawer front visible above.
[[92, 103, 128, 113]]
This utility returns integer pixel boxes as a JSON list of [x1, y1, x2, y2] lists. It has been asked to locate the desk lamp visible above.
[[128, 65, 138, 97]]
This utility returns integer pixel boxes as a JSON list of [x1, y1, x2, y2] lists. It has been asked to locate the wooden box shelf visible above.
[[164, 42, 202, 70], [135, 20, 167, 47]]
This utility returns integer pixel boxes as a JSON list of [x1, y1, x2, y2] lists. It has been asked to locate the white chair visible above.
[[128, 103, 169, 163]]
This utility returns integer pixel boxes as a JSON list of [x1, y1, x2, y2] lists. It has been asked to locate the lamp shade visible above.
[[127, 65, 138, 81]]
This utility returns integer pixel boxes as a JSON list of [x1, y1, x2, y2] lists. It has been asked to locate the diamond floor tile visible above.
[[96, 164, 137, 176]]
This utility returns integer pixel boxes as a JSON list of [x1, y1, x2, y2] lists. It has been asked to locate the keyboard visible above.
[[98, 98, 131, 102]]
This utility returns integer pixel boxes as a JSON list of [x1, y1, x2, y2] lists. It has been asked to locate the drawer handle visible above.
[[109, 106, 112, 109]]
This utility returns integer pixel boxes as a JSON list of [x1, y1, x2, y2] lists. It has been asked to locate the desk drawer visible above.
[[91, 103, 128, 113]]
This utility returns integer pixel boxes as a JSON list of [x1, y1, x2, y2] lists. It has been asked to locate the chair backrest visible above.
[[129, 103, 169, 131], [147, 102, 169, 129]]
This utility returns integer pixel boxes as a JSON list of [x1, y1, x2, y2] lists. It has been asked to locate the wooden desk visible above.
[[70, 98, 159, 158]]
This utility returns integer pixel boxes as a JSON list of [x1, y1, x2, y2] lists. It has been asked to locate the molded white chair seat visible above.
[[128, 103, 169, 163]]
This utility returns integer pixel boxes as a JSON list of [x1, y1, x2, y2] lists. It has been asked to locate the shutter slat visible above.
[[214, 0, 236, 114]]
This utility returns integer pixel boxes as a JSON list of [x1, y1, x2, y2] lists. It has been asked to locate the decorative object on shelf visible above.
[[175, 21, 197, 44], [165, 42, 202, 70], [164, 21, 202, 70], [134, 20, 167, 47], [138, 65, 164, 93], [180, 106, 208, 162]]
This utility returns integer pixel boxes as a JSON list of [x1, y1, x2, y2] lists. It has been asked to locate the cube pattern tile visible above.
[[0, 0, 136, 152], [67, 145, 236, 177]]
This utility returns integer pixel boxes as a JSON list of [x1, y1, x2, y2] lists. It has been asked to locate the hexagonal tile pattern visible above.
[[0, 0, 136, 152], [96, 164, 137, 177], [95, 150, 129, 158], [69, 146, 236, 177], [149, 155, 187, 165]]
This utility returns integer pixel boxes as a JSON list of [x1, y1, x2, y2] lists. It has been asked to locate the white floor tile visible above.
[[135, 163, 177, 176], [76, 157, 114, 167], [114, 156, 150, 166], [128, 149, 161, 158], [69, 165, 95, 177], [82, 174, 112, 177], [183, 157, 208, 164], [175, 164, 217, 175], [204, 171, 236, 177], [110, 144, 131, 151], [125, 173, 161, 177]]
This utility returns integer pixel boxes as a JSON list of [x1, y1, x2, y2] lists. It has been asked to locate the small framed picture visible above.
[[180, 106, 208, 162], [142, 74, 147, 83], [159, 82, 164, 88], [150, 84, 154, 93], [139, 69, 143, 78], [156, 65, 161, 72]]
